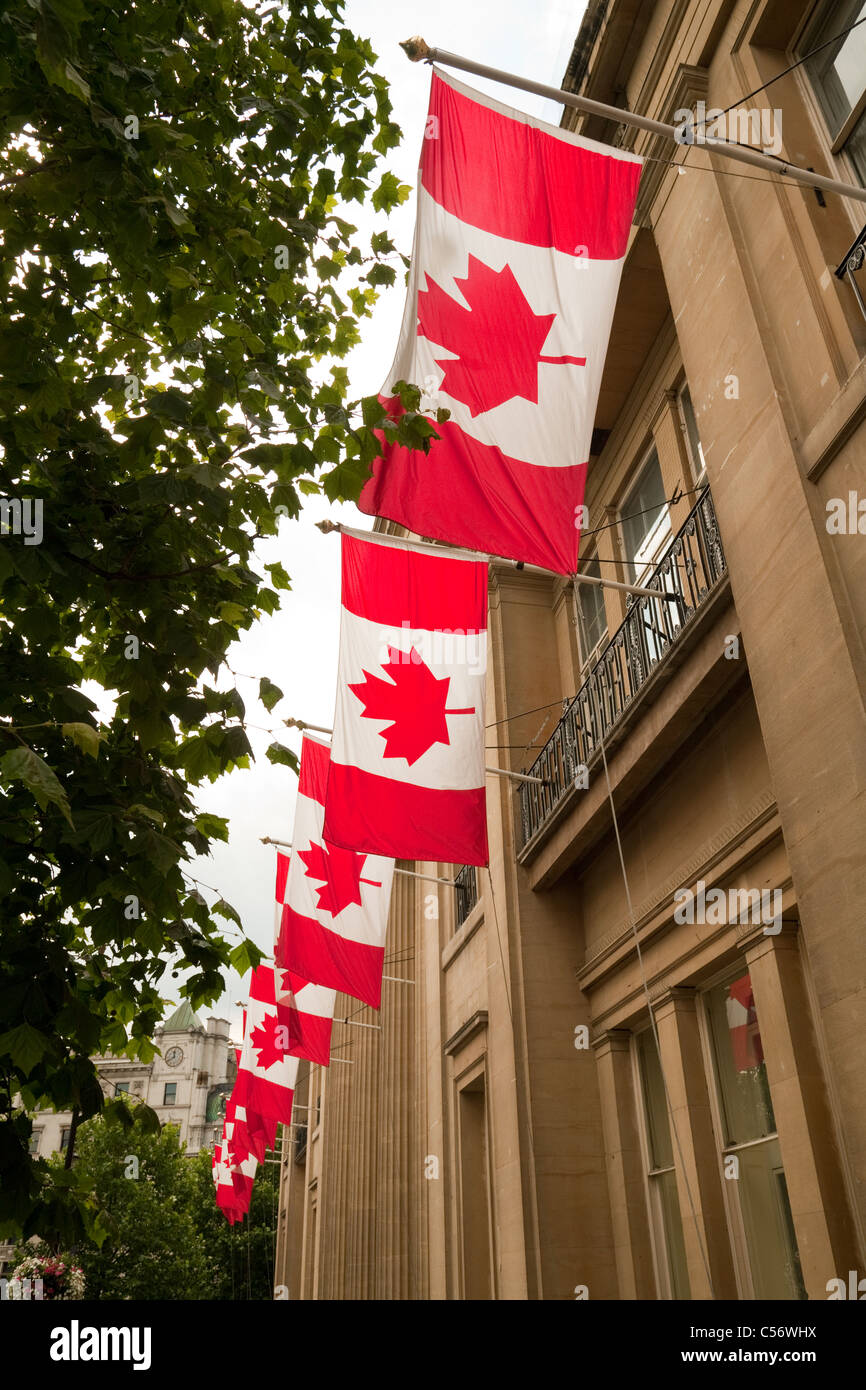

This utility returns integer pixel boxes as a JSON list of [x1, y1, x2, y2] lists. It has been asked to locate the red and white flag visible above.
[[277, 733, 395, 1009], [234, 964, 298, 1124], [230, 1099, 277, 1164], [275, 968, 336, 1067], [323, 531, 488, 866], [272, 849, 336, 1064], [359, 69, 642, 574], [215, 1143, 257, 1223]]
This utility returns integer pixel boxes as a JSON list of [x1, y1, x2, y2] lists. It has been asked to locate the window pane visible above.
[[163, 1082, 177, 1106], [636, 1030, 691, 1299], [653, 1169, 691, 1299], [621, 450, 670, 579], [706, 972, 775, 1145], [845, 105, 866, 185], [115, 1081, 129, 1094], [738, 1138, 807, 1300], [637, 1030, 673, 1169], [577, 556, 607, 663], [804, 2, 866, 135], [679, 385, 705, 481]]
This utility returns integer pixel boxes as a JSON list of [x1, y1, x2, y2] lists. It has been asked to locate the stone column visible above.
[[593, 1029, 656, 1298], [653, 987, 737, 1299], [741, 923, 861, 1298]]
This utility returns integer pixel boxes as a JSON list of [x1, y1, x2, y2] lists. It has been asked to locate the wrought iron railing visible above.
[[518, 486, 727, 849], [835, 224, 866, 324], [454, 864, 478, 928]]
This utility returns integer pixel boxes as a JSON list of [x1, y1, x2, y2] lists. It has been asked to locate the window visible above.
[[60, 1127, 71, 1151], [114, 1081, 130, 1095], [29, 1130, 43, 1156], [458, 1074, 494, 1299], [575, 555, 608, 668], [454, 864, 478, 930], [703, 972, 806, 1300], [801, 1, 866, 186], [163, 1082, 177, 1106], [677, 384, 705, 483], [635, 1030, 690, 1299], [620, 448, 671, 582]]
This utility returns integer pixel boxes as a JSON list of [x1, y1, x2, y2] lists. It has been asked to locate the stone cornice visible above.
[[577, 787, 779, 984], [443, 1010, 489, 1057]]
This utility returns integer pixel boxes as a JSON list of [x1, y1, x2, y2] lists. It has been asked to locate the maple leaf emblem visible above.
[[416, 253, 586, 417], [297, 841, 381, 917], [349, 645, 475, 765], [249, 1014, 286, 1070]]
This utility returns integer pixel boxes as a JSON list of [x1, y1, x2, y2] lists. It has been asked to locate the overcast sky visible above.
[[182, 1, 586, 1037]]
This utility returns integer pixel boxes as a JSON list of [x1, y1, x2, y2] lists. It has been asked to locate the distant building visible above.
[[30, 1004, 237, 1159]]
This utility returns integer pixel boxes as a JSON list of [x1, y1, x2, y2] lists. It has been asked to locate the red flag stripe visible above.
[[297, 733, 330, 803], [341, 530, 488, 630], [324, 761, 488, 867], [421, 71, 641, 260], [362, 400, 588, 573], [234, 1070, 295, 1125], [278, 902, 386, 1010]]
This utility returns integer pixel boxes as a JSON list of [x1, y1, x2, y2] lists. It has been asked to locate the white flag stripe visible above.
[[331, 608, 487, 792], [239, 994, 300, 1088], [279, 978, 337, 1020], [287, 788, 396, 947]]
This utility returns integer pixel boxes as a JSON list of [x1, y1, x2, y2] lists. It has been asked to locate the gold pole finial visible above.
[[400, 36, 432, 63]]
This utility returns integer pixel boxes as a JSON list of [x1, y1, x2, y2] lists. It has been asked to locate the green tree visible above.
[[188, 1142, 282, 1300], [0, 0, 442, 1243], [70, 1110, 212, 1300]]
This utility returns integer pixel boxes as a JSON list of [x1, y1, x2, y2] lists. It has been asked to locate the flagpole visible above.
[[283, 717, 332, 736], [400, 37, 866, 207], [316, 520, 681, 603]]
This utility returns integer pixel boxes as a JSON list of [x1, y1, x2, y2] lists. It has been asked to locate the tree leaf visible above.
[[212, 898, 242, 928], [0, 746, 72, 825], [61, 722, 102, 759], [259, 677, 283, 712], [266, 742, 299, 772], [0, 1023, 52, 1076]]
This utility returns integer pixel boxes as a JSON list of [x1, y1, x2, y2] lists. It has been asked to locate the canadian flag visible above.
[[275, 967, 336, 1067], [230, 1099, 277, 1164], [323, 531, 488, 866], [277, 733, 395, 1009], [234, 964, 298, 1124], [214, 1118, 257, 1223], [274, 850, 291, 949], [359, 69, 642, 575], [272, 850, 336, 1065]]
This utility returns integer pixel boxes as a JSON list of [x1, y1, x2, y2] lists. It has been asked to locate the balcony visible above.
[[518, 486, 727, 851]]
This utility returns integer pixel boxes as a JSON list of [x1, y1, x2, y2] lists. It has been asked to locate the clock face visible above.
[[165, 1046, 184, 1068]]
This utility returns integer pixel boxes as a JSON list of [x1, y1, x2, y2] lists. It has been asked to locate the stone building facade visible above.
[[275, 0, 866, 1299], [31, 1003, 236, 1159]]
